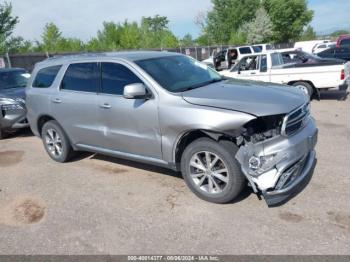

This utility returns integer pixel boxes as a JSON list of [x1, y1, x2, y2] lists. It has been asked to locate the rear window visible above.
[[61, 63, 99, 93], [271, 53, 284, 66], [239, 47, 252, 54], [32, 65, 61, 88]]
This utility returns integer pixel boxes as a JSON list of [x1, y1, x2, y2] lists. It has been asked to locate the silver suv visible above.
[[26, 52, 318, 206]]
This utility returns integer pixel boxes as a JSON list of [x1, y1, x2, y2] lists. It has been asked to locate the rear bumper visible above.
[[339, 83, 349, 91]]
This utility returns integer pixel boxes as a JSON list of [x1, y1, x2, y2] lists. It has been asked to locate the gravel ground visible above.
[[0, 91, 349, 255]]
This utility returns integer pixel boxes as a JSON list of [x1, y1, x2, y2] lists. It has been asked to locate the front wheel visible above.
[[181, 138, 245, 204]]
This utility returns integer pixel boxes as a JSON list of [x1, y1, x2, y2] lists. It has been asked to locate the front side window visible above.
[[61, 63, 99, 93], [136, 55, 222, 93], [32, 65, 61, 88], [239, 47, 252, 54], [101, 63, 142, 95]]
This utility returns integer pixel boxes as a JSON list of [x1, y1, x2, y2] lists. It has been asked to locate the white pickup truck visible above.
[[220, 51, 350, 98]]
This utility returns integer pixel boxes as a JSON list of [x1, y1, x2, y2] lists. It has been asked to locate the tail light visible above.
[[341, 69, 345, 80]]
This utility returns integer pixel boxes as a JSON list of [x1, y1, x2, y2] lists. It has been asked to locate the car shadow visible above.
[[317, 90, 349, 101], [89, 153, 183, 180], [1, 128, 33, 140], [72, 152, 253, 204], [267, 159, 317, 208]]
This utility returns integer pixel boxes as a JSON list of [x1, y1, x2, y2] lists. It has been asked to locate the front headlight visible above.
[[1, 104, 24, 110], [248, 153, 288, 177]]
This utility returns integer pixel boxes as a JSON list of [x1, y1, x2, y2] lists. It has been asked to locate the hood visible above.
[[182, 79, 307, 117], [0, 87, 26, 100]]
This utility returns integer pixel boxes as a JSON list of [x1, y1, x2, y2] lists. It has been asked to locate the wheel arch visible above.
[[173, 129, 239, 168]]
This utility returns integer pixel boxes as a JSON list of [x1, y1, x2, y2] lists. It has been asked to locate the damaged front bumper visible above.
[[236, 118, 318, 206]]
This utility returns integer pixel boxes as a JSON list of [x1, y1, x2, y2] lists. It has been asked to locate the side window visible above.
[[101, 63, 142, 95], [260, 55, 268, 72], [239, 47, 252, 54], [271, 53, 283, 66], [32, 65, 61, 88], [61, 63, 99, 93]]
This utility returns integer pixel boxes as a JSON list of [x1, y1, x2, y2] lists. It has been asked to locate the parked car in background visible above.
[[26, 51, 317, 206], [220, 51, 350, 98], [0, 68, 30, 139], [251, 44, 274, 53], [318, 47, 350, 61], [336, 35, 350, 48], [294, 40, 332, 54], [279, 49, 345, 65], [312, 42, 336, 54], [202, 46, 255, 71]]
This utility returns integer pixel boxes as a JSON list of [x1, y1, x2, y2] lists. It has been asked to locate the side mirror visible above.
[[123, 83, 150, 99]]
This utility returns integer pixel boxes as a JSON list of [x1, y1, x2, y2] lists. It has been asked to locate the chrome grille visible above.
[[282, 103, 310, 136]]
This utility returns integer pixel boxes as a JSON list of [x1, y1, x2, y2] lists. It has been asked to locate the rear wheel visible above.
[[181, 138, 245, 204], [292, 81, 313, 98], [41, 120, 74, 163]]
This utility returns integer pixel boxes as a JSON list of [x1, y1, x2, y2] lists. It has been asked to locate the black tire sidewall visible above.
[[41, 121, 72, 163], [293, 82, 313, 98], [181, 138, 244, 204]]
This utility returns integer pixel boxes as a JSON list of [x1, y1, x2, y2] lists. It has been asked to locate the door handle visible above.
[[100, 103, 111, 109], [250, 72, 256, 75], [52, 98, 62, 104]]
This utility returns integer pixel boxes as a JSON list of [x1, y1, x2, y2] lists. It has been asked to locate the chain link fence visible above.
[[1, 43, 293, 72]]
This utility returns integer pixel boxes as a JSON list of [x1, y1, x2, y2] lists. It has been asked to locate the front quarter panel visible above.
[[159, 97, 256, 163]]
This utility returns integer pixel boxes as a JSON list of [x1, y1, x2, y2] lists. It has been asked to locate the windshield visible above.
[[0, 70, 30, 90], [136, 55, 222, 92]]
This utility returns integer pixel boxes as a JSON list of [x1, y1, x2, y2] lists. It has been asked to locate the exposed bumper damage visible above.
[[236, 117, 318, 206]]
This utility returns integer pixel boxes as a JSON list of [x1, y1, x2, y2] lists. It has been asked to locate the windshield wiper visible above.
[[180, 78, 224, 92]]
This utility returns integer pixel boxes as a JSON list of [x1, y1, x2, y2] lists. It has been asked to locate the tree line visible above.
[[0, 0, 349, 55]]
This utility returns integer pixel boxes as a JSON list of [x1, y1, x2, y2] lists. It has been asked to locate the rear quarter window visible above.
[[32, 65, 62, 88]]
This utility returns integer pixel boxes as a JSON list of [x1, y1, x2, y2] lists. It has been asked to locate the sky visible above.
[[8, 0, 350, 41]]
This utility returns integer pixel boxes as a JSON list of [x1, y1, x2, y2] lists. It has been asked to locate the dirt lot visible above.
[[0, 91, 349, 255]]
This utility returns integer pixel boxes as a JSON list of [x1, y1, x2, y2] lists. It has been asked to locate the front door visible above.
[[96, 62, 162, 159]]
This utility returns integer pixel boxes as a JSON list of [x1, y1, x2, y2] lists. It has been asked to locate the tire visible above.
[[292, 82, 314, 98], [0, 129, 3, 140], [41, 120, 74, 163], [181, 137, 245, 204]]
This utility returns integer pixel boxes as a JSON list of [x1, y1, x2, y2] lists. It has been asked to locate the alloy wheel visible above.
[[189, 151, 229, 194], [45, 128, 63, 157]]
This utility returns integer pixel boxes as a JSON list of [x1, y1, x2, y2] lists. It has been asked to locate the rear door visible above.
[[96, 61, 162, 159], [51, 62, 101, 146]]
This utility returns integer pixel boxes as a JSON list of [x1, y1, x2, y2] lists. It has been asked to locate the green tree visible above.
[[300, 25, 316, 41], [141, 15, 177, 48], [242, 7, 273, 44], [181, 34, 195, 47], [330, 30, 350, 38], [206, 0, 260, 44], [5, 36, 32, 53], [119, 21, 142, 49], [0, 1, 19, 53], [40, 22, 62, 52], [263, 0, 313, 43]]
